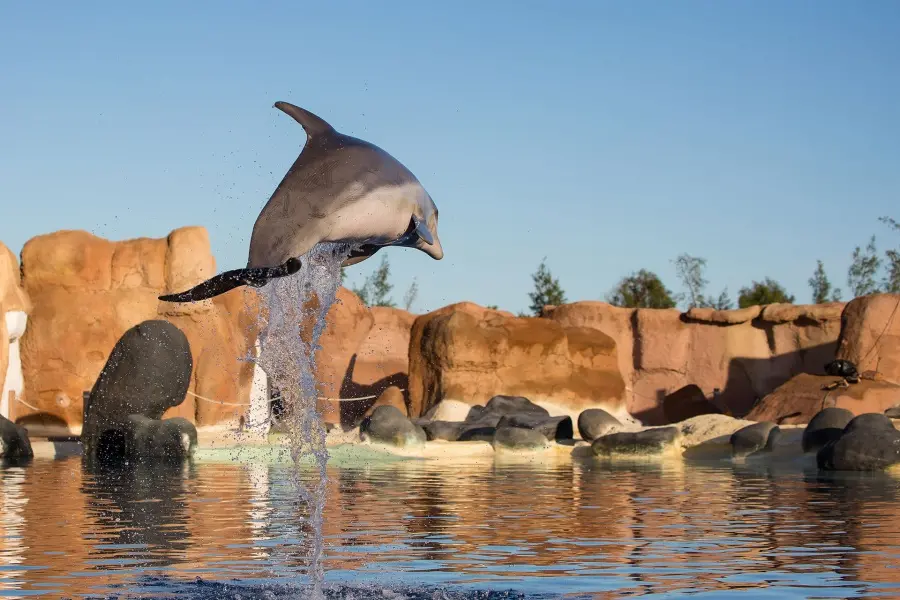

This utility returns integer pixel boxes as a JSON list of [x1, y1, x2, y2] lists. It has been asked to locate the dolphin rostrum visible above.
[[159, 101, 443, 303]]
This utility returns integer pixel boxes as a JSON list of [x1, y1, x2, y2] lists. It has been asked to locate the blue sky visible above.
[[2, 1, 898, 314]]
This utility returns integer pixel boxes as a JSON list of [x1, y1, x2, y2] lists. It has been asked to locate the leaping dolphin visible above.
[[159, 101, 443, 303]]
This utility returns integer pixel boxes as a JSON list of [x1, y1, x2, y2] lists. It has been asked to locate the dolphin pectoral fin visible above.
[[410, 215, 434, 245], [158, 258, 302, 303]]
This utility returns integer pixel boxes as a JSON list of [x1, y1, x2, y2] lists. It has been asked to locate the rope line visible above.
[[185, 389, 402, 407], [12, 395, 40, 412]]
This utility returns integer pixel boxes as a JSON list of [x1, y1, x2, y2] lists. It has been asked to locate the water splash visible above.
[[255, 241, 354, 599]]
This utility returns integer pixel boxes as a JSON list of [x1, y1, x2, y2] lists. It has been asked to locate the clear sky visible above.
[[2, 1, 899, 314]]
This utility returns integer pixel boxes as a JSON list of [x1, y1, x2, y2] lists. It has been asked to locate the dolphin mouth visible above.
[[158, 257, 303, 303]]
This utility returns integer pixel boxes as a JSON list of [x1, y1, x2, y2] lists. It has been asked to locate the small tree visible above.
[[847, 235, 881, 298], [737, 278, 795, 308], [340, 266, 347, 284], [880, 216, 900, 293], [352, 254, 395, 307], [808, 260, 842, 303], [402, 278, 419, 311], [673, 254, 708, 308], [711, 288, 733, 310], [528, 257, 567, 316], [607, 269, 677, 309]]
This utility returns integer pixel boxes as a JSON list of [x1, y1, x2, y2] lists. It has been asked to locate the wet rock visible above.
[[802, 407, 855, 453], [730, 422, 780, 458], [843, 413, 896, 435], [817, 427, 900, 471], [492, 426, 549, 450], [591, 427, 680, 457], [82, 320, 193, 462], [0, 414, 33, 459], [483, 395, 550, 417], [496, 413, 573, 441], [359, 405, 426, 447], [125, 415, 197, 462], [422, 420, 464, 441], [577, 408, 621, 441]]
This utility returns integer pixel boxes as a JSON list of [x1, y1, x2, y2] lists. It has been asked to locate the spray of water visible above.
[[254, 241, 354, 598]]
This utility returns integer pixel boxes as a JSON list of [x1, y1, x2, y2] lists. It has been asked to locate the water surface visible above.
[[2, 455, 900, 598]]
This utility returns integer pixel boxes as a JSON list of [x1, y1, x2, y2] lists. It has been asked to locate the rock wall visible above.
[[835, 293, 900, 385], [17, 228, 260, 433], [546, 301, 844, 422], [1, 243, 32, 421], [407, 302, 627, 420]]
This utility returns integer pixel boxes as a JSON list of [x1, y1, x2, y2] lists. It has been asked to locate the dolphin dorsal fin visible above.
[[273, 101, 335, 140]]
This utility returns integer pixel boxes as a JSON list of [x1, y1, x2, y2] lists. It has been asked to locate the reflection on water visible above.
[[2, 456, 900, 597]]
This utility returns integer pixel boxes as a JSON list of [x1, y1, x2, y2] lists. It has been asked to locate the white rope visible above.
[[12, 395, 41, 412], [185, 389, 404, 407]]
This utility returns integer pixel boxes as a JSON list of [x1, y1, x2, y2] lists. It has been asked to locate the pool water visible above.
[[2, 453, 900, 598]]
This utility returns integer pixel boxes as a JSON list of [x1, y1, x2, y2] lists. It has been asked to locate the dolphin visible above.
[[159, 101, 443, 303]]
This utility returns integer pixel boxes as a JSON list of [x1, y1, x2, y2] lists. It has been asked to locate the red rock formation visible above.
[[17, 228, 258, 432], [1, 242, 33, 422], [407, 302, 626, 418], [546, 301, 844, 422], [836, 293, 900, 385]]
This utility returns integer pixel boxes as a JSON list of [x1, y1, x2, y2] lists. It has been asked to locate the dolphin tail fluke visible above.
[[158, 258, 303, 303]]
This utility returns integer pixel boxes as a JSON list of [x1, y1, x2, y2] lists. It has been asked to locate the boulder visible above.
[[843, 413, 895, 435], [422, 420, 464, 442], [407, 303, 626, 418], [421, 399, 472, 423], [885, 405, 900, 419], [359, 405, 425, 447], [591, 427, 681, 457], [0, 414, 33, 459], [663, 384, 722, 424], [82, 320, 193, 461], [454, 395, 551, 442], [802, 407, 855, 453], [125, 414, 198, 462], [817, 427, 900, 471], [492, 426, 550, 451], [484, 395, 550, 417], [360, 385, 408, 424], [747, 373, 900, 425], [730, 422, 780, 458], [496, 413, 573, 441], [577, 408, 622, 441]]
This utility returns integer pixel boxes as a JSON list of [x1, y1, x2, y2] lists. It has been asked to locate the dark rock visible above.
[[802, 407, 855, 453], [825, 359, 859, 379], [577, 408, 621, 441], [483, 395, 549, 418], [817, 427, 900, 471], [125, 415, 198, 462], [360, 405, 426, 447], [885, 405, 900, 419], [465, 405, 487, 421], [492, 426, 549, 450], [591, 427, 680, 457], [457, 426, 496, 443], [422, 420, 464, 441], [82, 320, 193, 461], [496, 413, 573, 441], [663, 385, 721, 424], [0, 414, 33, 459], [730, 422, 781, 458], [844, 413, 896, 435]]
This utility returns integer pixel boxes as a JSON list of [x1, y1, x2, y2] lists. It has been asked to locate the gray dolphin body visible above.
[[159, 101, 443, 303]]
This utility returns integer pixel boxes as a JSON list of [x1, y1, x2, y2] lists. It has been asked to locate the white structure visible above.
[[1, 311, 27, 420]]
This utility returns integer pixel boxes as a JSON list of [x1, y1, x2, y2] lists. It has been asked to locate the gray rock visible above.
[[843, 413, 896, 435], [125, 415, 198, 462], [802, 407, 855, 453], [730, 422, 780, 458], [592, 427, 680, 457], [422, 420, 463, 441], [577, 408, 621, 441], [496, 414, 573, 441], [492, 426, 549, 450], [0, 414, 33, 459], [817, 427, 900, 471], [360, 405, 426, 447], [483, 395, 549, 418], [83, 320, 193, 462], [885, 405, 900, 419]]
